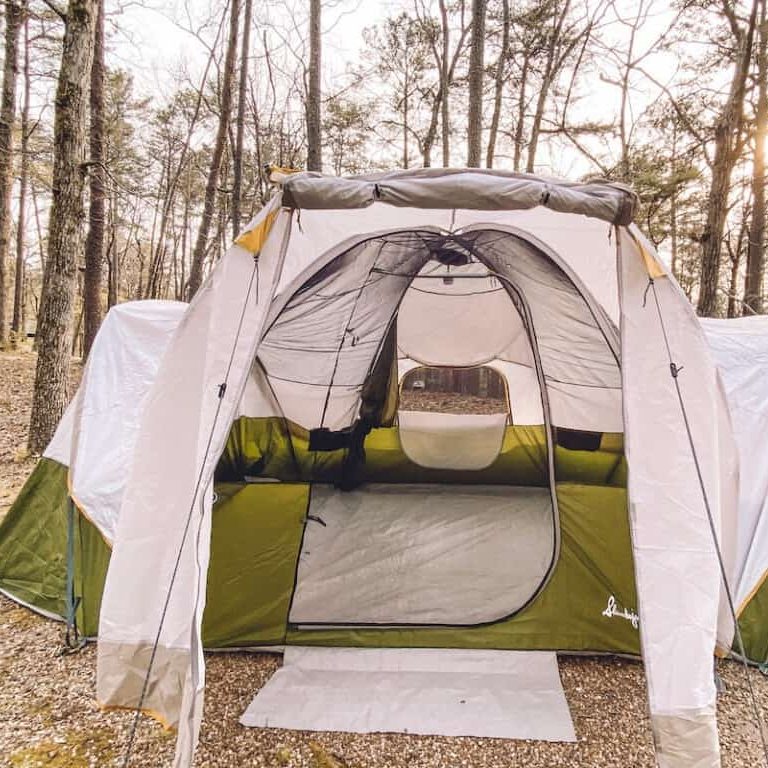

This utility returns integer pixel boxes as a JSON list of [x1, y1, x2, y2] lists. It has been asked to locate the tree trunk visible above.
[[106, 188, 119, 307], [0, 0, 23, 347], [232, 0, 253, 237], [526, 0, 571, 173], [439, 0, 450, 166], [11, 8, 29, 345], [697, 0, 758, 316], [486, 0, 509, 168], [467, 0, 486, 167], [28, 0, 97, 453], [513, 55, 529, 172], [306, 0, 322, 172], [744, 0, 767, 314], [83, 0, 105, 358], [727, 244, 741, 317], [403, 57, 409, 168], [187, 0, 240, 299]]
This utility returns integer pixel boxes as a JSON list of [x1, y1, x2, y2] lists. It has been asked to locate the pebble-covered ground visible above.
[[1, 349, 767, 767]]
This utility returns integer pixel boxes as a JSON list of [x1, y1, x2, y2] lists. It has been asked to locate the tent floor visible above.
[[240, 646, 576, 741], [289, 484, 555, 626]]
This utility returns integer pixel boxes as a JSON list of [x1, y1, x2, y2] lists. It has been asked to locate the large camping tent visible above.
[[0, 169, 745, 767]]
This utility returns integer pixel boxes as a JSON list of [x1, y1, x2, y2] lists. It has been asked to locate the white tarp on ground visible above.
[[240, 646, 577, 742], [701, 316, 768, 613], [289, 484, 554, 626]]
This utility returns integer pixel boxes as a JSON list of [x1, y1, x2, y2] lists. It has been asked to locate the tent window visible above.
[[397, 366, 509, 471], [400, 365, 509, 415]]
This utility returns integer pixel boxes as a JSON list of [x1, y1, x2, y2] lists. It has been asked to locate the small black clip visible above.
[[307, 515, 327, 527], [643, 277, 654, 308], [218, 382, 227, 398], [669, 362, 683, 378]]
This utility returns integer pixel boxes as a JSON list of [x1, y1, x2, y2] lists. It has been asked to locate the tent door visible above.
[[288, 482, 555, 627]]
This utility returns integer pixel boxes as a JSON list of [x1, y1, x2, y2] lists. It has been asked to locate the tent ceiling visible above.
[[258, 227, 622, 433]]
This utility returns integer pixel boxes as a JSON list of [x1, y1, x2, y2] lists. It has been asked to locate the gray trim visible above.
[[280, 170, 638, 226]]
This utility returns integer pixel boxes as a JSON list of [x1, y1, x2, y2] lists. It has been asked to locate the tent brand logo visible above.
[[602, 595, 639, 629]]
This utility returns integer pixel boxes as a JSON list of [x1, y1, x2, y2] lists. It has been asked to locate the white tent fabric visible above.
[[97, 197, 290, 766], [240, 646, 576, 742], [396, 262, 533, 367], [619, 227, 738, 767], [64, 301, 188, 542], [289, 484, 554, 625], [91, 171, 736, 768], [702, 316, 768, 615]]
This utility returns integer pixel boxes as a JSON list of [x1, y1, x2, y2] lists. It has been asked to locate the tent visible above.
[[701, 316, 768, 665], [0, 169, 746, 767]]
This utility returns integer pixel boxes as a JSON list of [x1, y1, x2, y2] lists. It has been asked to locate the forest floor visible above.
[[1, 350, 768, 766]]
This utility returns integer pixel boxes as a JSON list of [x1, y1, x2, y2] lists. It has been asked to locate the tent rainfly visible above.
[[0, 168, 753, 768]]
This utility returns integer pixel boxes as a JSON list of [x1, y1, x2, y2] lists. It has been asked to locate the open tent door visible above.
[[288, 259, 558, 628]]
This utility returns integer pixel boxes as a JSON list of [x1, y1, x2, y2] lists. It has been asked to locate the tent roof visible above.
[[278, 168, 638, 226]]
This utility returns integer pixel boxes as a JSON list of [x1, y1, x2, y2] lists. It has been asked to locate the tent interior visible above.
[[205, 225, 634, 649]]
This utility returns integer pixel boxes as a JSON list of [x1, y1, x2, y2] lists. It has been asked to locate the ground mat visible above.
[[289, 483, 555, 625], [240, 646, 576, 741]]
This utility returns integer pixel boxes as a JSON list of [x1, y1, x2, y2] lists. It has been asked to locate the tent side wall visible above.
[[0, 445, 637, 654], [619, 227, 738, 768], [0, 458, 109, 636]]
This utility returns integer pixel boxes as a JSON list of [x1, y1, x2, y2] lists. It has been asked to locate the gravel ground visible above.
[[1, 349, 768, 767]]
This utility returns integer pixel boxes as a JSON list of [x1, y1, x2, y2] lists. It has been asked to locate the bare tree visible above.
[[83, 0, 105, 358], [187, 0, 240, 299], [697, 0, 758, 316], [11, 6, 29, 345], [486, 0, 510, 167], [29, 0, 98, 453], [467, 0, 486, 166], [306, 0, 322, 171], [0, 0, 23, 347], [744, 0, 767, 314], [232, 0, 253, 236]]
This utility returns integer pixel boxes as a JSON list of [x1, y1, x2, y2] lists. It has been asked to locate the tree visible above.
[[28, 0, 98, 453], [744, 0, 767, 314], [306, 0, 322, 171], [412, 0, 471, 168], [466, 0, 486, 166], [0, 0, 23, 347], [11, 6, 29, 344], [363, 13, 435, 168], [232, 0, 253, 237], [486, 0, 510, 167], [187, 0, 240, 299], [323, 95, 370, 175], [697, 0, 758, 316], [83, 0, 105, 358]]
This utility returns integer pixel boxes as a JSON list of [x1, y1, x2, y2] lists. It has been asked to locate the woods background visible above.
[[0, 0, 764, 449]]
